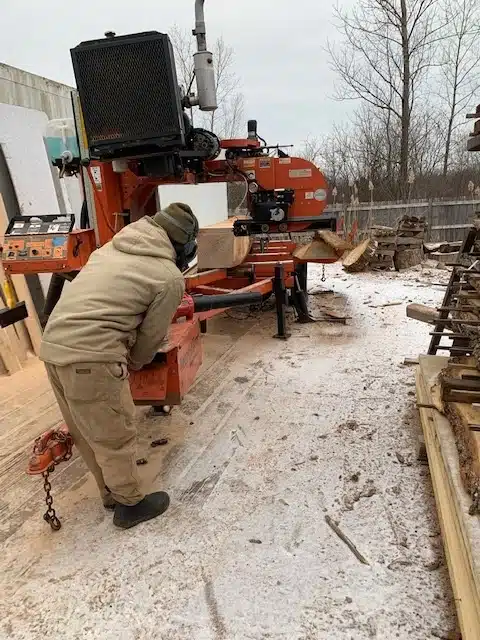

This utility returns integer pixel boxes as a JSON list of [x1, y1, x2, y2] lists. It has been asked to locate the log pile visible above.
[[370, 226, 396, 271], [343, 215, 427, 273], [394, 215, 426, 271]]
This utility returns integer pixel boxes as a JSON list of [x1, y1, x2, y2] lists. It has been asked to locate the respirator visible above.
[[174, 239, 198, 272]]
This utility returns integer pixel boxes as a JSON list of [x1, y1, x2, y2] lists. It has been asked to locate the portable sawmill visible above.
[[0, 0, 337, 412]]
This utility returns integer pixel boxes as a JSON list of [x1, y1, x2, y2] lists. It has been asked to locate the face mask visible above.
[[175, 240, 198, 272]]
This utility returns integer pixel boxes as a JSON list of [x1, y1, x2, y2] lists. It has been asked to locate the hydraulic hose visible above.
[[192, 292, 262, 312]]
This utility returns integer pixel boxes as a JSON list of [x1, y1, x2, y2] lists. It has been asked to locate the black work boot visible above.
[[113, 492, 170, 529]]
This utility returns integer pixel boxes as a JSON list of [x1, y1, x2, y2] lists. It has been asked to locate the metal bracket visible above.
[[0, 301, 28, 328]]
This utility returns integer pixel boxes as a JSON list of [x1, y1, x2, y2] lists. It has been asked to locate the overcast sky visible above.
[[0, 0, 351, 146]]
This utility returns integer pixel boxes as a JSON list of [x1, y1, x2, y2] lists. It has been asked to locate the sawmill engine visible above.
[[70, 29, 221, 178]]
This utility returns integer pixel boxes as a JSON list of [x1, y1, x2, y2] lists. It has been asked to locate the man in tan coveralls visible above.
[[40, 203, 199, 529]]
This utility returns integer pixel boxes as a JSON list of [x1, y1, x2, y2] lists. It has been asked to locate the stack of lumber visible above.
[[370, 225, 396, 270], [416, 355, 480, 639], [394, 215, 426, 271]]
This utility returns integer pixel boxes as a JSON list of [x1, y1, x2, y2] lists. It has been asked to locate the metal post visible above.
[[42, 273, 66, 327], [290, 263, 314, 324], [296, 263, 308, 292], [273, 263, 290, 339]]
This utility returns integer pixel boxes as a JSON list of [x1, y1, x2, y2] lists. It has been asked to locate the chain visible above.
[[321, 264, 326, 283], [42, 470, 62, 531]]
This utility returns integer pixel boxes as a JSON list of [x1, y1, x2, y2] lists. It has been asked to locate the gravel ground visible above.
[[0, 263, 457, 640]]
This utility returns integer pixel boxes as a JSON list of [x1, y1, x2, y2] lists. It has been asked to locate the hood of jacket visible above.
[[111, 216, 177, 262]]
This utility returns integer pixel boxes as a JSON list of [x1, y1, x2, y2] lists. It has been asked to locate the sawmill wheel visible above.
[[191, 128, 221, 161]]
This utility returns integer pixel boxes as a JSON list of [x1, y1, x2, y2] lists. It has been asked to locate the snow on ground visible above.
[[0, 263, 457, 640]]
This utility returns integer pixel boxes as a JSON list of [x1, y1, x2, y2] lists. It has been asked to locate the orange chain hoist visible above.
[[27, 426, 74, 531]]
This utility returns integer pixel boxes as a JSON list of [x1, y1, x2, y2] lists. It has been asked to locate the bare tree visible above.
[[169, 25, 195, 96], [169, 27, 245, 138], [216, 91, 245, 139], [298, 136, 323, 165], [437, 0, 480, 175], [328, 0, 441, 198]]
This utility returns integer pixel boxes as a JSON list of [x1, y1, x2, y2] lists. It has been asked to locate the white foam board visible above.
[[0, 104, 60, 216], [158, 183, 229, 228]]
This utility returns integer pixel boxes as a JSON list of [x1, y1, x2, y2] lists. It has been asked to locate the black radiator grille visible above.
[[71, 33, 183, 149]]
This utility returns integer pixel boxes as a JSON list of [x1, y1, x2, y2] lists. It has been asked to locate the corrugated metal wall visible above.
[[0, 63, 73, 119]]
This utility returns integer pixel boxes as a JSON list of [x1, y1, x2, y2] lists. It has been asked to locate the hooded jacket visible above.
[[40, 217, 185, 369]]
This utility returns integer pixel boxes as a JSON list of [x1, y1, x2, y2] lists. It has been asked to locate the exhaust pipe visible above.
[[193, 0, 217, 112]]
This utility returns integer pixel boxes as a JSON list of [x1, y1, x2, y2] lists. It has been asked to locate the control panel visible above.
[[2, 215, 75, 262]]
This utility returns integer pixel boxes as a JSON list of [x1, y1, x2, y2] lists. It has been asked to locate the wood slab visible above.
[[417, 355, 480, 638], [197, 218, 252, 270], [315, 230, 352, 255], [407, 303, 440, 325], [293, 237, 339, 262]]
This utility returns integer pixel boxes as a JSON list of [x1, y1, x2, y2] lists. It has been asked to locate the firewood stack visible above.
[[393, 216, 426, 271], [370, 226, 396, 271]]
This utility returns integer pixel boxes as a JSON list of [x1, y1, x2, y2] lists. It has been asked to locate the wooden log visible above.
[[407, 303, 440, 325], [197, 218, 252, 270], [342, 238, 377, 273], [315, 230, 352, 255], [394, 247, 424, 271]]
